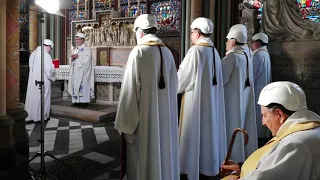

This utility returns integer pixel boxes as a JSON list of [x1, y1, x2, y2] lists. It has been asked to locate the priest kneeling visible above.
[[221, 81, 320, 180]]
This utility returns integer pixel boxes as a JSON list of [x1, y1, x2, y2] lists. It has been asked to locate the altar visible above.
[[58, 0, 181, 103], [56, 65, 124, 103]]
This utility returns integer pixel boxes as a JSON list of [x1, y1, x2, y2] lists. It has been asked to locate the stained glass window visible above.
[[298, 0, 320, 22], [151, 0, 181, 33], [124, 4, 146, 17]]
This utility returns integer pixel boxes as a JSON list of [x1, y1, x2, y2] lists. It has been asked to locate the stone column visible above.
[[1, 0, 29, 178], [55, 16, 61, 60], [185, 0, 191, 53], [0, 0, 6, 118], [50, 14, 55, 57], [0, 0, 16, 178], [29, 5, 38, 52], [6, 0, 20, 111], [190, 0, 203, 23]]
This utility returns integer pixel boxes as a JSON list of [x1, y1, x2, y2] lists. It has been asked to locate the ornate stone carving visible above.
[[261, 0, 320, 41], [238, 3, 259, 39], [72, 10, 136, 48]]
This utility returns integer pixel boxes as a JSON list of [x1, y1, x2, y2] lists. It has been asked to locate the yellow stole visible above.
[[222, 121, 320, 179], [140, 41, 166, 47]]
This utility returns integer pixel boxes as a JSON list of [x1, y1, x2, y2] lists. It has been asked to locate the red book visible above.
[[52, 59, 59, 68]]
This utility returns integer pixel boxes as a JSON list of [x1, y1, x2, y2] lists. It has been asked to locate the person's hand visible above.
[[221, 160, 241, 175], [71, 54, 78, 60]]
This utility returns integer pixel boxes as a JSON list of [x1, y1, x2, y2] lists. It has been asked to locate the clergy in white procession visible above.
[[68, 32, 94, 107], [221, 81, 320, 180], [25, 39, 56, 123], [222, 29, 258, 163], [178, 17, 227, 180], [229, 24, 253, 59], [114, 14, 179, 180], [251, 33, 272, 138]]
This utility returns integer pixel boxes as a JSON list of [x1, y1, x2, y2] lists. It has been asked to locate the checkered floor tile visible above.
[[27, 117, 114, 164]]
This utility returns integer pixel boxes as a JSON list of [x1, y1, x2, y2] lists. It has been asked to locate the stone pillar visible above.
[[190, 0, 203, 22], [55, 16, 61, 60], [29, 5, 38, 52], [6, 0, 20, 111], [0, 1, 6, 118], [0, 0, 15, 178], [0, 0, 29, 178], [185, 0, 191, 53], [189, 0, 203, 47], [50, 14, 55, 57]]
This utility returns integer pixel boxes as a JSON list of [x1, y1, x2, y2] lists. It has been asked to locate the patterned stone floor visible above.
[[27, 117, 121, 180]]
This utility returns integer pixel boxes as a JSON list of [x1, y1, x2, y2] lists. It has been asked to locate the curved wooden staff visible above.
[[220, 128, 249, 178]]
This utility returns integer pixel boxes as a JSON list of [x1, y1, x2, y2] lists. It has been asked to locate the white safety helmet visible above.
[[190, 17, 214, 34], [226, 30, 247, 44], [252, 32, 269, 44], [229, 24, 247, 34], [43, 39, 54, 49], [258, 81, 307, 111], [133, 14, 158, 32], [76, 32, 86, 39]]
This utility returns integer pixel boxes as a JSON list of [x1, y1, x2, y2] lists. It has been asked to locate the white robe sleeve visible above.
[[241, 137, 313, 180], [221, 54, 236, 85], [44, 54, 55, 82], [177, 47, 199, 94], [114, 48, 140, 135]]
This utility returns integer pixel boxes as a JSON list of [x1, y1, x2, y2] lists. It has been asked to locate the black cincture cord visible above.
[[212, 47, 217, 86], [244, 52, 250, 87], [157, 45, 165, 89]]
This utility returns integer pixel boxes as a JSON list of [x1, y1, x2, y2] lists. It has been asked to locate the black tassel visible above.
[[157, 45, 165, 89], [212, 76, 217, 86], [245, 78, 250, 87], [158, 75, 165, 89]]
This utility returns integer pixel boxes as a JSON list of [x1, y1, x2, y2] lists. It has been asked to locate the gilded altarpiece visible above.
[[65, 0, 181, 102]]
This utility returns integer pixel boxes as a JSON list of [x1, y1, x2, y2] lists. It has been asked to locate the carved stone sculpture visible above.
[[261, 0, 320, 41], [129, 30, 136, 46], [119, 27, 124, 45], [123, 27, 129, 46]]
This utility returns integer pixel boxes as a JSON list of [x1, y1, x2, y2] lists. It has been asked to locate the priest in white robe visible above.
[[221, 81, 320, 180], [68, 32, 94, 107], [178, 17, 227, 180], [114, 14, 179, 180], [25, 39, 55, 123], [222, 30, 258, 163], [251, 33, 272, 138], [229, 24, 253, 59]]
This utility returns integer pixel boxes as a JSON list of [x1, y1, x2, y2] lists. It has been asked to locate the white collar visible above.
[[138, 34, 163, 45], [195, 37, 214, 46], [253, 46, 268, 54], [225, 45, 245, 55]]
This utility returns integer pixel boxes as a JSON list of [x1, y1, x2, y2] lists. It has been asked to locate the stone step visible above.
[[50, 100, 117, 123]]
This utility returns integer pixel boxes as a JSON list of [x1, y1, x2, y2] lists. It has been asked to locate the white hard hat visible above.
[[230, 24, 247, 34], [190, 17, 214, 34], [133, 14, 158, 32], [226, 30, 247, 43], [43, 39, 54, 49], [258, 81, 307, 111], [76, 32, 86, 39], [252, 32, 269, 43]]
